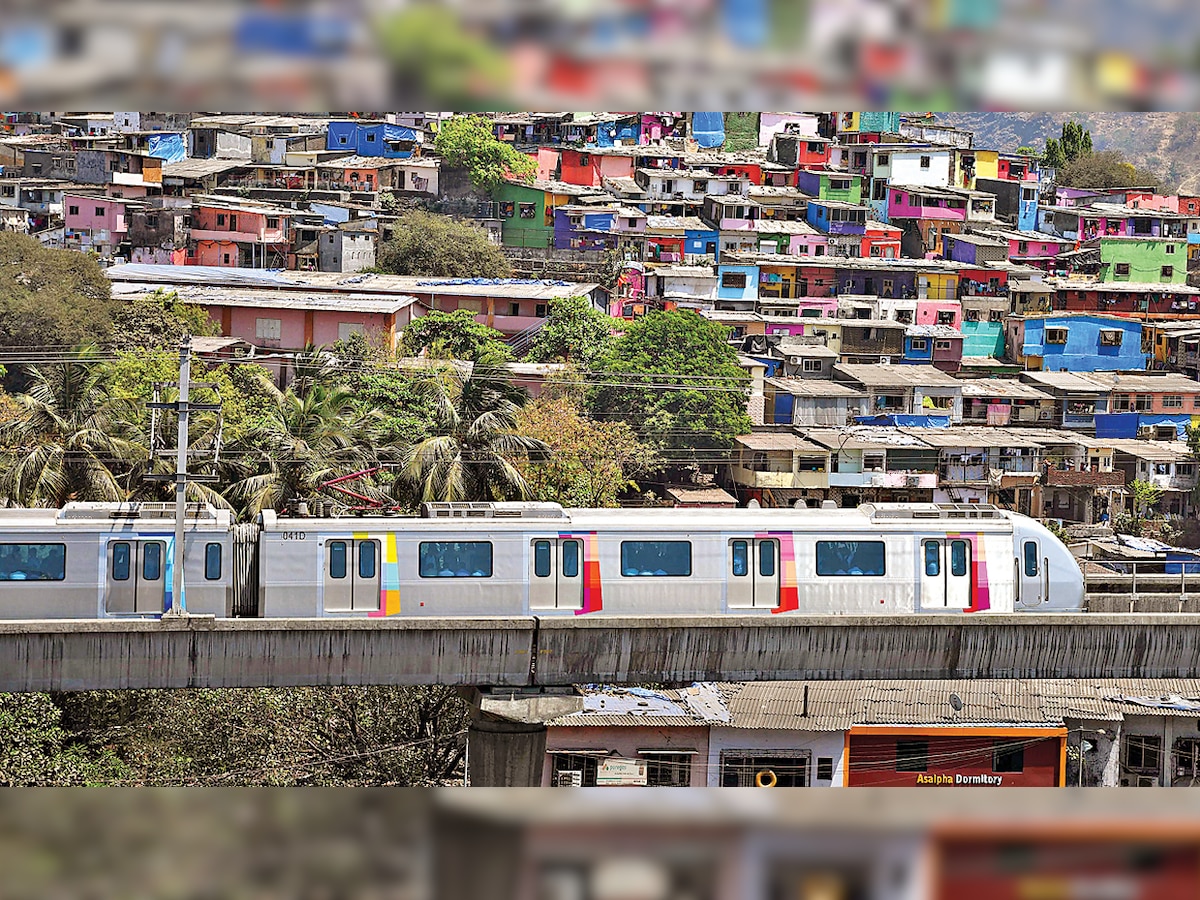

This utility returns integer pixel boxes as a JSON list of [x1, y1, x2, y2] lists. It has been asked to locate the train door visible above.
[[1018, 538, 1043, 607], [727, 538, 781, 608], [529, 539, 583, 610], [920, 538, 972, 610], [323, 539, 381, 612], [105, 539, 167, 614]]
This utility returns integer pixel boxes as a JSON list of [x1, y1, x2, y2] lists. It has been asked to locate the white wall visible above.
[[706, 727, 846, 787], [890, 151, 953, 189]]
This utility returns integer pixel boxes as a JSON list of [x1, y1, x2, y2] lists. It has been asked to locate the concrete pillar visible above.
[[463, 690, 585, 787], [467, 717, 549, 787]]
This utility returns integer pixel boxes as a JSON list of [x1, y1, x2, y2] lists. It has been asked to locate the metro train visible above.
[[0, 500, 1085, 619]]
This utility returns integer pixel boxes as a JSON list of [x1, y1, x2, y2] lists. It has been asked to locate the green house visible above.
[[1096, 237, 1187, 284]]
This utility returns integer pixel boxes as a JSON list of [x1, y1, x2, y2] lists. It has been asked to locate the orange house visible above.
[[190, 196, 294, 269]]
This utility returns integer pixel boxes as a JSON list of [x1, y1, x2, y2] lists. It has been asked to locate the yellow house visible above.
[[954, 149, 999, 190]]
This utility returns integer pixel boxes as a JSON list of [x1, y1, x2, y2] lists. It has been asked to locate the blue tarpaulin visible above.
[[691, 113, 726, 149], [854, 415, 951, 427], [1094, 412, 1190, 439], [146, 133, 186, 163]]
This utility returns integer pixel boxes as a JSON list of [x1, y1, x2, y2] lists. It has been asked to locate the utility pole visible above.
[[168, 337, 191, 618], [145, 336, 222, 619]]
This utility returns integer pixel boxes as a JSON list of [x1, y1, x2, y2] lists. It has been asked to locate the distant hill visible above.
[[934, 112, 1200, 194]]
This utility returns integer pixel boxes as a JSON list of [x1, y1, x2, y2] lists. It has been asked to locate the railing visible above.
[[1083, 558, 1200, 609]]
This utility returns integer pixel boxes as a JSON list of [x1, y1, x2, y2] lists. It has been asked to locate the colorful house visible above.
[[943, 233, 1008, 265], [862, 220, 902, 259], [903, 325, 965, 373], [1092, 236, 1188, 283], [796, 169, 863, 204], [806, 200, 866, 236], [643, 216, 719, 262], [1006, 314, 1146, 372], [494, 178, 605, 249], [62, 192, 133, 258], [190, 196, 293, 268], [325, 121, 418, 158]]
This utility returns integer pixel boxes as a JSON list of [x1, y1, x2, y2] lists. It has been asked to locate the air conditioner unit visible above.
[[1038, 410, 1053, 421]]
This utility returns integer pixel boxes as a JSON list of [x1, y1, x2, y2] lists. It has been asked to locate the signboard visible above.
[[597, 757, 648, 786]]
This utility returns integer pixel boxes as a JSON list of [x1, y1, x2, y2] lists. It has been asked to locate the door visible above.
[[529, 539, 583, 610], [324, 539, 381, 612], [105, 539, 167, 614], [1018, 538, 1043, 606], [920, 538, 972, 610], [727, 539, 781, 608]]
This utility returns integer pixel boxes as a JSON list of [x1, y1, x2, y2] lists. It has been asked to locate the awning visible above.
[[638, 748, 698, 755]]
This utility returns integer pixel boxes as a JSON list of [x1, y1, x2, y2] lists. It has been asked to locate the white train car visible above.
[[0, 502, 235, 619], [256, 502, 1084, 619]]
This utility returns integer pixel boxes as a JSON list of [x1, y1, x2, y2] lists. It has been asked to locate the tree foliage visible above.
[[1056, 150, 1163, 190], [376, 210, 511, 278], [515, 396, 659, 507], [0, 233, 114, 352], [0, 693, 127, 785], [1044, 120, 1093, 169], [589, 311, 752, 452], [400, 364, 548, 502], [401, 309, 512, 362], [525, 295, 617, 366], [109, 289, 219, 352], [0, 350, 144, 507], [433, 114, 535, 192]]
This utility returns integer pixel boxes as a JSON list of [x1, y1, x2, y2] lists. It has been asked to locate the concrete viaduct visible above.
[[6, 613, 1197, 786]]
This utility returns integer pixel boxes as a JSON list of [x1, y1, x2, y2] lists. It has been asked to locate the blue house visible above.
[[716, 263, 759, 304], [1010, 315, 1146, 372], [685, 226, 720, 259], [806, 200, 867, 236], [326, 121, 418, 158]]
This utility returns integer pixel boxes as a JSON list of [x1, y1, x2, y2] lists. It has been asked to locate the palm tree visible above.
[[401, 362, 549, 503], [0, 350, 145, 507], [226, 381, 387, 517]]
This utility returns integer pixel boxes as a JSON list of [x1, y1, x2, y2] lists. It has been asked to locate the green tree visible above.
[[515, 395, 659, 507], [0, 350, 144, 506], [226, 382, 388, 517], [1130, 478, 1164, 520], [109, 289, 219, 351], [400, 364, 548, 502], [432, 114, 535, 192], [589, 311, 752, 453], [0, 233, 115, 354], [331, 333, 439, 447], [0, 693, 127, 785], [1056, 150, 1163, 190], [376, 210, 511, 278], [1015, 145, 1042, 159], [401, 309, 512, 362], [526, 295, 617, 365]]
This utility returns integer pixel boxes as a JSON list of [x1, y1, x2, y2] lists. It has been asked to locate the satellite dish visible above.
[[949, 693, 963, 712]]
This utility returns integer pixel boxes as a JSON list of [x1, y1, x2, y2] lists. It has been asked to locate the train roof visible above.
[[260, 502, 1018, 531], [0, 502, 232, 528]]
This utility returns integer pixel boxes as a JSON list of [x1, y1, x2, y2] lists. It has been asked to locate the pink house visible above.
[[915, 299, 963, 329], [887, 186, 967, 221], [1003, 232, 1072, 261], [63, 193, 132, 257], [191, 196, 293, 268], [197, 294, 426, 352]]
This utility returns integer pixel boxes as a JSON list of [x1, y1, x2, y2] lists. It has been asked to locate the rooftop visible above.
[[765, 378, 866, 398], [735, 433, 829, 452], [833, 363, 962, 389]]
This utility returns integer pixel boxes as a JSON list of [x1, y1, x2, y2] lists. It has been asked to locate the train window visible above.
[[620, 541, 691, 577], [0, 543, 66, 582], [924, 541, 940, 577], [759, 541, 776, 578], [731, 541, 748, 577], [562, 541, 580, 578], [143, 543, 162, 581], [533, 541, 551, 578], [112, 542, 131, 581], [359, 541, 377, 579], [204, 543, 222, 581], [950, 541, 968, 577], [419, 542, 493, 578], [1023, 541, 1039, 577], [816, 541, 886, 577], [329, 541, 347, 579]]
